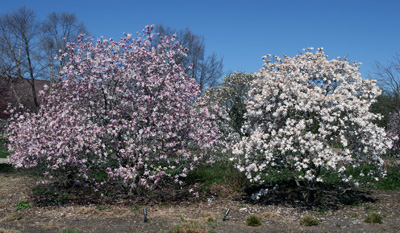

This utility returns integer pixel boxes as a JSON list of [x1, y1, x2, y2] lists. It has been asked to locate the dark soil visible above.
[[1, 168, 400, 233]]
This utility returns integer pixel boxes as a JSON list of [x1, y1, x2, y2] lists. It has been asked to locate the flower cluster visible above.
[[7, 25, 222, 192], [233, 48, 392, 188]]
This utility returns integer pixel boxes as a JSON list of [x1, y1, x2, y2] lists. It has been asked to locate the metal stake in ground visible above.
[[143, 208, 148, 223], [223, 208, 230, 221]]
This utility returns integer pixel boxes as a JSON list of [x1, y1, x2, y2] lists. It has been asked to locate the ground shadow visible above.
[[31, 180, 211, 207], [239, 181, 377, 211]]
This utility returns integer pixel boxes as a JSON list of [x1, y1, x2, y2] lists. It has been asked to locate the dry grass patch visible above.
[[261, 211, 282, 219], [0, 227, 20, 233], [0, 212, 23, 223], [75, 206, 100, 215], [200, 211, 217, 222], [40, 221, 62, 231], [169, 215, 208, 233], [169, 221, 207, 233]]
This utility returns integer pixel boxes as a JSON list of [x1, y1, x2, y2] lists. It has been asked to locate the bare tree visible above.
[[153, 25, 223, 91], [369, 53, 400, 128], [0, 6, 41, 110], [41, 12, 88, 81], [372, 53, 400, 109], [0, 7, 88, 112]]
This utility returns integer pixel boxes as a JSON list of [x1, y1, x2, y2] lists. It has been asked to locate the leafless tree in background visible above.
[[368, 53, 400, 128], [41, 12, 88, 81], [0, 7, 88, 112], [372, 53, 400, 109], [0, 6, 41, 110], [153, 25, 223, 91]]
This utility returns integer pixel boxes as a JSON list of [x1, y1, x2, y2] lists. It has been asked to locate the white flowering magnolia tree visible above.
[[233, 48, 392, 201]]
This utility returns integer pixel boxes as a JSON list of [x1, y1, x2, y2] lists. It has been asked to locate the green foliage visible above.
[[370, 93, 398, 129], [374, 166, 400, 190], [365, 212, 384, 224], [186, 153, 247, 189], [92, 171, 108, 182], [317, 162, 400, 191], [364, 204, 377, 211], [131, 204, 141, 212], [14, 200, 30, 210], [300, 215, 320, 226], [317, 209, 326, 215], [0, 146, 9, 158], [54, 193, 70, 203], [246, 215, 262, 227]]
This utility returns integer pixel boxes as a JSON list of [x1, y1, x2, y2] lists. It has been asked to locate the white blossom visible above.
[[232, 48, 391, 188]]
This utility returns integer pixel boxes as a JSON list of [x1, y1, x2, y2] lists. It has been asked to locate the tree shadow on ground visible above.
[[239, 181, 377, 211], [30, 181, 211, 207], [0, 164, 13, 173]]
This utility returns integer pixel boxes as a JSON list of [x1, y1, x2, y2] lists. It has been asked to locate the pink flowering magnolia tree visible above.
[[232, 48, 392, 201], [7, 25, 222, 194]]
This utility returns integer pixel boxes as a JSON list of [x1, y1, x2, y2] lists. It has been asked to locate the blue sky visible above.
[[2, 0, 400, 79]]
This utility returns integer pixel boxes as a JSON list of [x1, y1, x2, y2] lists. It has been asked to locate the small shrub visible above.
[[317, 209, 326, 215], [14, 200, 30, 210], [131, 204, 141, 212], [365, 212, 383, 224], [246, 215, 262, 227], [300, 215, 319, 226]]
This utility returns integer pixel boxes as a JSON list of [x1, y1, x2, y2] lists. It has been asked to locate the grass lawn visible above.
[[0, 146, 9, 158]]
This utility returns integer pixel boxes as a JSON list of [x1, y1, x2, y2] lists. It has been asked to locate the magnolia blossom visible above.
[[7, 25, 223, 193], [233, 48, 392, 189]]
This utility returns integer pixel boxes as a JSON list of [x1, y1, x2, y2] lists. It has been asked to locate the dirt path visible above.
[[0, 172, 399, 233]]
